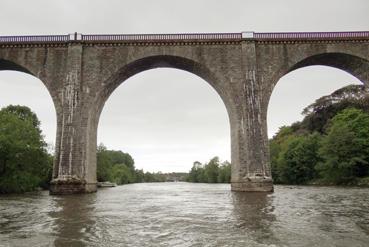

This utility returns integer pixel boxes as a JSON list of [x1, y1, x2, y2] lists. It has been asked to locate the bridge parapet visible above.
[[0, 32, 368, 45], [81, 33, 242, 42], [0, 35, 70, 43], [253, 31, 369, 40]]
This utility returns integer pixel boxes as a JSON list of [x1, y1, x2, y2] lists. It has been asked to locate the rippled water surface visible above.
[[0, 183, 368, 246]]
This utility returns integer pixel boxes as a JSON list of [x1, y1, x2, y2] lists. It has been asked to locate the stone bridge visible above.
[[0, 31, 368, 194]]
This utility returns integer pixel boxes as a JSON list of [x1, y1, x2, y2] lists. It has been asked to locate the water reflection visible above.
[[231, 192, 278, 244], [49, 194, 97, 246]]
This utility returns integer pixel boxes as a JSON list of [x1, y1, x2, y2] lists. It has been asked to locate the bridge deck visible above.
[[0, 31, 368, 44]]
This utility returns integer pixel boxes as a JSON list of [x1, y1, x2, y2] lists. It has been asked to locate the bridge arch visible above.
[[266, 52, 369, 122], [286, 52, 369, 85], [88, 54, 236, 181], [94, 55, 236, 122], [267, 52, 369, 136]]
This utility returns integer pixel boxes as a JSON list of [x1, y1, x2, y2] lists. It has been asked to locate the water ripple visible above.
[[0, 183, 368, 246]]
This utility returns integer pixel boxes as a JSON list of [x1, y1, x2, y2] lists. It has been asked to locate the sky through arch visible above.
[[97, 68, 231, 172]]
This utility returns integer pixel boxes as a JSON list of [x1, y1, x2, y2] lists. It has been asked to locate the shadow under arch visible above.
[[0, 59, 32, 74], [287, 52, 369, 85]]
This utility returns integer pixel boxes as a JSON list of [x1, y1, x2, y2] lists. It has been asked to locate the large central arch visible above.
[[95, 55, 235, 120], [86, 55, 237, 187]]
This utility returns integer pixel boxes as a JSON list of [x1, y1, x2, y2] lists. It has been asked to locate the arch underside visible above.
[[266, 52, 369, 116], [288, 52, 369, 85], [0, 59, 33, 75]]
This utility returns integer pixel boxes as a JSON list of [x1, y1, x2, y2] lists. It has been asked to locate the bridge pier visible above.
[[49, 44, 97, 195], [230, 42, 273, 192]]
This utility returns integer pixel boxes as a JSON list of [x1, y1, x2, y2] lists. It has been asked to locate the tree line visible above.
[[97, 144, 187, 184], [270, 85, 369, 186], [186, 157, 231, 183]]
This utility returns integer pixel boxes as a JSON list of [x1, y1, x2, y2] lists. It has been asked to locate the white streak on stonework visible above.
[[69, 129, 74, 175], [58, 70, 79, 176], [240, 115, 245, 135], [58, 111, 65, 175]]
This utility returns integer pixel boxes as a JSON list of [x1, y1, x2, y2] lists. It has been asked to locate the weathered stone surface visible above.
[[231, 178, 274, 192], [0, 34, 368, 194], [49, 176, 97, 195]]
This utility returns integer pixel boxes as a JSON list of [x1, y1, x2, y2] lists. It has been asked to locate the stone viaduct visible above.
[[0, 31, 368, 194]]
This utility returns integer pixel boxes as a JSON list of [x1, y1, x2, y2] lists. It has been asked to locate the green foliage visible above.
[[205, 157, 219, 183], [96, 144, 112, 182], [143, 171, 166, 182], [0, 105, 52, 193], [275, 133, 321, 184], [109, 164, 136, 184], [186, 157, 231, 183], [217, 161, 231, 183], [96, 144, 182, 185], [269, 126, 296, 182], [317, 108, 369, 184], [96, 144, 136, 185], [301, 84, 369, 133], [1, 105, 41, 132], [270, 85, 369, 186]]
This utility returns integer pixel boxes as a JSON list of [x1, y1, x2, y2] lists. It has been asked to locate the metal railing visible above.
[[81, 33, 242, 42], [253, 31, 369, 40], [0, 32, 368, 44], [0, 35, 70, 43]]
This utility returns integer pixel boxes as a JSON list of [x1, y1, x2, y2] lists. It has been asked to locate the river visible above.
[[0, 183, 368, 247]]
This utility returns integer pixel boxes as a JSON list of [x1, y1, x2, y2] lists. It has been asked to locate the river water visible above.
[[0, 183, 368, 247]]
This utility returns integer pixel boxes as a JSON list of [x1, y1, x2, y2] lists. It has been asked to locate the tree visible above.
[[109, 164, 135, 184], [96, 143, 137, 184], [187, 161, 203, 182], [1, 105, 42, 132], [276, 133, 321, 184], [187, 157, 231, 183], [96, 144, 111, 182], [269, 126, 298, 183], [0, 105, 51, 193], [269, 85, 369, 186], [205, 157, 219, 183], [317, 108, 369, 184], [104, 150, 134, 170], [301, 85, 369, 133], [217, 161, 231, 183]]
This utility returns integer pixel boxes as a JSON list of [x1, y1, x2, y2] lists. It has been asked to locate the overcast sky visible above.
[[0, 0, 368, 172]]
